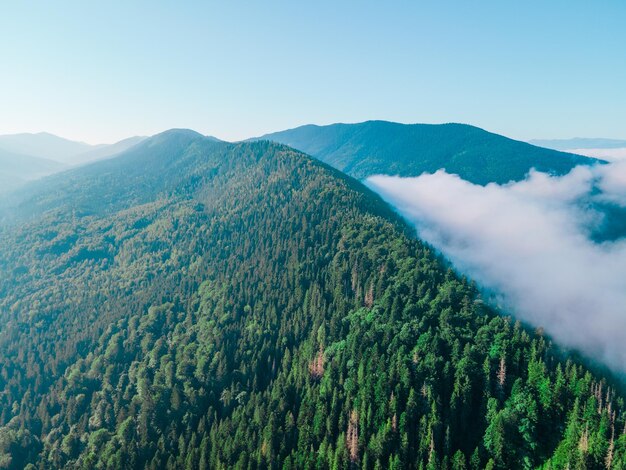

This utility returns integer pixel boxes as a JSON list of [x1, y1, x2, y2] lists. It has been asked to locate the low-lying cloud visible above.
[[367, 163, 626, 374]]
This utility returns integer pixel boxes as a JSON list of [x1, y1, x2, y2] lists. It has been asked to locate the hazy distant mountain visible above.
[[259, 121, 599, 185], [0, 132, 94, 164], [0, 132, 147, 166], [0, 148, 62, 178], [1, 129, 210, 219], [530, 137, 626, 150], [69, 135, 146, 164], [0, 148, 64, 195], [0, 133, 147, 195]]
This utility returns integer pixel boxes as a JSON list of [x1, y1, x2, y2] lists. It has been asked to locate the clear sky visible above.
[[1, 1, 624, 144]]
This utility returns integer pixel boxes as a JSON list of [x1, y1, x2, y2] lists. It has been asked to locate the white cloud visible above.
[[595, 161, 626, 207], [367, 163, 626, 373]]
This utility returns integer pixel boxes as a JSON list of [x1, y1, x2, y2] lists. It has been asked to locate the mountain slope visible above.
[[0, 148, 64, 195], [64, 136, 147, 164], [0, 132, 147, 168], [0, 132, 94, 164], [1, 129, 213, 221], [0, 133, 147, 197], [0, 132, 624, 468], [259, 121, 598, 185]]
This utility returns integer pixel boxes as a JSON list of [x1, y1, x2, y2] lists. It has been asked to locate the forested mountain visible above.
[[259, 121, 599, 184], [0, 129, 213, 221], [0, 131, 625, 469]]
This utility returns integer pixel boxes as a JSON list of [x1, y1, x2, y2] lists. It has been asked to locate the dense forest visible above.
[[0, 133, 625, 468], [259, 120, 598, 185]]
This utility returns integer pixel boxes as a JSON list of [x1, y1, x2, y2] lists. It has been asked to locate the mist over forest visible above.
[[368, 162, 626, 375]]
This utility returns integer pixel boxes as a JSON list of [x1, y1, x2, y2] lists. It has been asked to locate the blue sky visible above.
[[1, 1, 624, 143]]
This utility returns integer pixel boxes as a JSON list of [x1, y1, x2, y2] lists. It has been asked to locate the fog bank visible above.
[[367, 163, 626, 373]]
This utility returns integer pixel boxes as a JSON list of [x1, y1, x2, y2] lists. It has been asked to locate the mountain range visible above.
[[0, 126, 623, 468], [1, 122, 600, 199], [0, 133, 145, 195]]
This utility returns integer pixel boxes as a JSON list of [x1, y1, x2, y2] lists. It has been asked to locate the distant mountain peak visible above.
[[148, 128, 223, 143]]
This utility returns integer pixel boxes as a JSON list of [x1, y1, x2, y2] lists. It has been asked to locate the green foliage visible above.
[[0, 134, 623, 468]]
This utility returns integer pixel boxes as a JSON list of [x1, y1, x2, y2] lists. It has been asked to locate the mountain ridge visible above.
[[0, 132, 149, 162], [0, 130, 223, 222], [0, 132, 149, 195], [258, 120, 601, 185], [0, 132, 94, 163]]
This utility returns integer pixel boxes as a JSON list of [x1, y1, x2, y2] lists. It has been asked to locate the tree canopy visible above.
[[0, 135, 623, 468]]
